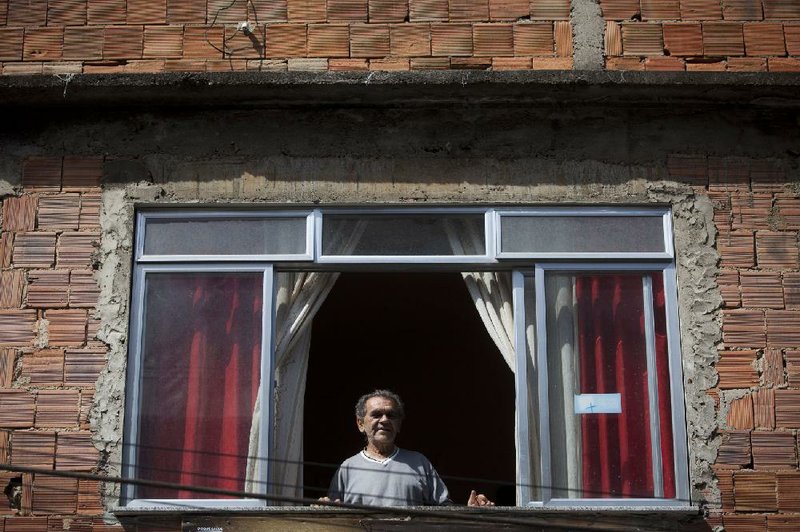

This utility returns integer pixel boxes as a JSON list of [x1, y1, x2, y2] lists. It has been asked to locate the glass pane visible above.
[[322, 213, 485, 256], [132, 272, 263, 499], [501, 215, 665, 254], [545, 272, 674, 499], [143, 216, 308, 256]]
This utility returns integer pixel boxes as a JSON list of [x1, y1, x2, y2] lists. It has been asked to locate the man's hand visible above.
[[312, 496, 341, 507], [467, 490, 495, 507]]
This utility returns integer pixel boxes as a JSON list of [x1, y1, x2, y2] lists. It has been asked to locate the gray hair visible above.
[[355, 389, 405, 420]]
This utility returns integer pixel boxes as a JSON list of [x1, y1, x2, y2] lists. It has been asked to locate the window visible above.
[[122, 207, 688, 508]]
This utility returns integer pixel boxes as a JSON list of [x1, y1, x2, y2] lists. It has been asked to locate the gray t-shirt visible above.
[[327, 448, 451, 506]]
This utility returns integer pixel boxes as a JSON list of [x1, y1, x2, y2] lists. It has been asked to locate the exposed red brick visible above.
[[723, 513, 767, 531], [0, 391, 34, 428], [769, 57, 800, 71], [10, 431, 55, 468], [641, 0, 680, 20], [87, 0, 126, 25], [764, 348, 785, 386], [735, 470, 777, 510], [0, 311, 36, 347], [751, 431, 797, 469], [599, 0, 639, 20], [754, 387, 775, 429], [35, 390, 79, 429], [77, 479, 103, 514], [64, 347, 105, 387], [23, 27, 63, 61], [767, 310, 800, 346], [287, 57, 327, 70], [7, 0, 47, 25], [63, 27, 104, 61], [783, 272, 800, 310], [554, 21, 572, 56], [787, 350, 800, 385], [431, 23, 472, 55], [21, 350, 64, 386], [266, 24, 307, 57], [663, 23, 703, 56], [531, 56, 572, 68], [369, 0, 408, 22], [744, 22, 786, 55], [128, 0, 166, 23], [786, 23, 800, 55], [62, 156, 103, 190], [0, 27, 24, 61], [740, 271, 783, 309], [718, 269, 741, 307], [757, 231, 799, 269], [369, 57, 410, 70], [2, 62, 45, 75], [348, 24, 388, 57], [32, 476, 77, 515], [768, 514, 800, 531], [688, 59, 727, 72], [103, 26, 143, 60], [410, 56, 450, 68], [328, 0, 367, 21], [763, 0, 800, 19], [450, 56, 491, 68], [727, 55, 767, 69], [0, 428, 8, 463], [531, 0, 569, 20], [328, 58, 369, 72], [37, 194, 80, 231], [722, 0, 763, 20], [208, 0, 246, 23], [645, 55, 685, 69], [307, 24, 349, 57], [27, 270, 68, 309], [488, 0, 528, 20], [449, 0, 488, 21], [719, 230, 755, 267], [182, 25, 222, 58], [391, 24, 431, 56], [731, 191, 772, 230], [473, 23, 513, 56], [776, 472, 800, 511], [704, 22, 745, 55], [287, 0, 326, 22], [492, 56, 531, 69], [78, 389, 93, 430], [515, 23, 554, 56], [709, 157, 751, 190], [167, 0, 207, 23], [681, 0, 722, 20], [0, 348, 14, 387], [67, 270, 98, 309], [716, 430, 751, 467], [224, 24, 265, 58], [48, 0, 87, 25], [775, 389, 800, 428], [0, 270, 23, 309], [46, 310, 87, 347], [750, 159, 786, 191], [76, 194, 101, 232], [409, 0, 447, 21], [2, 196, 37, 233], [143, 26, 183, 59], [722, 311, 766, 348], [0, 233, 12, 269], [55, 432, 97, 471], [727, 394, 754, 429], [775, 197, 800, 230], [56, 232, 98, 269], [667, 153, 706, 182], [605, 22, 622, 55], [713, 467, 735, 508]]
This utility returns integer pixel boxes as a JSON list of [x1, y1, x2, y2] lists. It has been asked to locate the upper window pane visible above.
[[142, 216, 309, 257], [322, 213, 486, 256], [500, 214, 666, 255]]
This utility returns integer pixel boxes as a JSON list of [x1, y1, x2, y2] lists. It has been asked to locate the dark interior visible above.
[[303, 271, 517, 505]]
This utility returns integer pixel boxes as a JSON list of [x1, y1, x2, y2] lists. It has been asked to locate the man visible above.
[[320, 389, 494, 507]]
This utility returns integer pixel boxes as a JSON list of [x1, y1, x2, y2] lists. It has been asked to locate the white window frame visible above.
[[122, 206, 689, 509]]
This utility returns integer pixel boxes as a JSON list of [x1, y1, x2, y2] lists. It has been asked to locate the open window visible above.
[[121, 207, 688, 509]]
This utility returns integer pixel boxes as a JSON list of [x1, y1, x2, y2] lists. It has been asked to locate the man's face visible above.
[[357, 396, 403, 447]]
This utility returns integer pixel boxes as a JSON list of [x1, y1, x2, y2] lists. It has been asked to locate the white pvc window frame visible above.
[[123, 206, 689, 510], [513, 263, 689, 508], [122, 263, 276, 509]]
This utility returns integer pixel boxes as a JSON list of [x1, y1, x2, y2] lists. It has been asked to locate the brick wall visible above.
[[602, 0, 800, 71], [666, 154, 800, 531], [0, 157, 118, 531]]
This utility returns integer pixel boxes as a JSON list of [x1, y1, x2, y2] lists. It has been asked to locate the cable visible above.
[[0, 462, 688, 532]]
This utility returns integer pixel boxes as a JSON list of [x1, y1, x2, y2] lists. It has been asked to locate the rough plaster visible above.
[[570, 0, 605, 71], [2, 102, 798, 515]]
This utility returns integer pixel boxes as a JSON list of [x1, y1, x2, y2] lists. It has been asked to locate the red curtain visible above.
[[136, 273, 262, 499], [576, 274, 674, 499]]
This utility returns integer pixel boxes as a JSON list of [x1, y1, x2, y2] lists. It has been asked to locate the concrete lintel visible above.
[[1, 71, 800, 109]]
